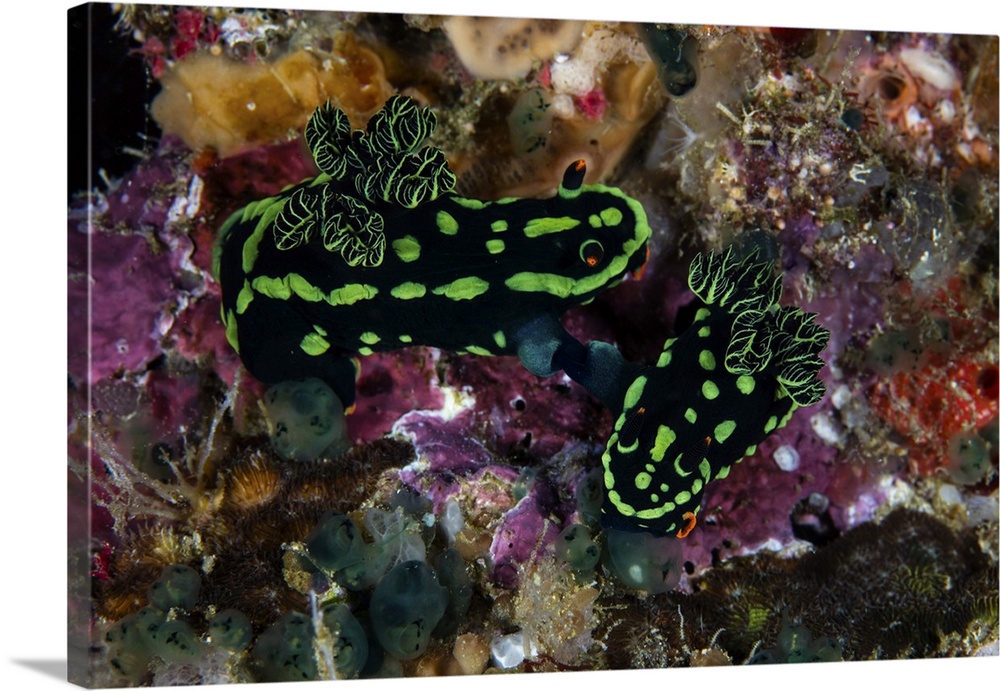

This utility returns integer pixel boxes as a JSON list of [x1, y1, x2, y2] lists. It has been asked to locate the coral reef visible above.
[[69, 6, 998, 687]]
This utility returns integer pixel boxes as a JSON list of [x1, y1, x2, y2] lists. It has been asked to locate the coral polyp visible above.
[[69, 5, 998, 687]]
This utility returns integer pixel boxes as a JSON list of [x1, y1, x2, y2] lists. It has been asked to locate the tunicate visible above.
[[554, 523, 600, 577], [251, 611, 318, 682], [321, 603, 368, 679], [147, 564, 201, 612], [263, 377, 350, 462], [947, 432, 993, 485], [507, 89, 554, 157], [304, 511, 366, 573], [369, 560, 448, 660], [208, 609, 253, 652], [638, 24, 698, 96], [432, 548, 473, 637], [575, 468, 603, 526], [603, 527, 683, 594]]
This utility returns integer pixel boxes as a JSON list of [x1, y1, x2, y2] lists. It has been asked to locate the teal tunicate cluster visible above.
[[302, 508, 426, 590], [104, 563, 253, 682], [749, 621, 844, 664], [263, 377, 350, 462], [555, 523, 600, 578], [603, 527, 684, 594], [575, 468, 604, 527], [369, 560, 449, 659]]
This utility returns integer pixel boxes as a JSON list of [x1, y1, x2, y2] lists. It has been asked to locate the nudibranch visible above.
[[213, 95, 651, 408], [590, 246, 830, 537]]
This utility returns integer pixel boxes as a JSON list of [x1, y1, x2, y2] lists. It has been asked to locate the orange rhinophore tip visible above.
[[677, 511, 697, 539], [632, 245, 651, 280]]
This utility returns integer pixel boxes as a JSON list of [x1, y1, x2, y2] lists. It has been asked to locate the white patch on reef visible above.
[[772, 444, 800, 472], [898, 47, 960, 92], [810, 411, 845, 446], [490, 630, 527, 669]]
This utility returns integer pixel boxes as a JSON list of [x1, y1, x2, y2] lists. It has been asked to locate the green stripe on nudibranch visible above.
[[392, 235, 421, 262], [523, 216, 581, 237], [391, 282, 427, 300], [436, 210, 459, 235], [300, 331, 330, 355], [432, 277, 489, 301], [650, 425, 677, 462], [486, 239, 505, 254]]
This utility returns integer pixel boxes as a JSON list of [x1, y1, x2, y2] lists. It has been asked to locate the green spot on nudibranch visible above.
[[714, 420, 736, 443], [699, 349, 716, 370], [702, 380, 720, 400], [300, 332, 330, 356], [392, 235, 421, 262], [359, 332, 380, 345], [651, 425, 677, 462], [432, 276, 490, 301], [607, 490, 635, 516], [493, 331, 507, 349], [224, 309, 239, 352], [657, 347, 673, 368], [684, 408, 697, 424], [634, 472, 652, 490], [236, 280, 254, 314], [437, 210, 459, 235], [329, 283, 378, 306], [399, 334, 413, 343], [465, 345, 493, 356], [358, 346, 374, 356], [694, 307, 711, 322], [624, 375, 648, 409], [744, 445, 757, 456], [715, 465, 731, 480], [588, 214, 602, 228], [698, 325, 711, 337], [486, 239, 505, 254], [523, 216, 581, 237], [453, 197, 487, 210], [391, 282, 427, 300], [764, 415, 778, 433], [491, 220, 508, 232], [674, 490, 693, 505], [736, 375, 756, 394], [600, 207, 623, 226], [698, 459, 711, 482]]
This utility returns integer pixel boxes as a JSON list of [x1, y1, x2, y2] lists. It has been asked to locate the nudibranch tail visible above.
[[599, 245, 830, 536]]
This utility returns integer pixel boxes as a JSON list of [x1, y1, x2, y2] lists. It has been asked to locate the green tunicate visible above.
[[104, 606, 166, 678], [575, 468, 604, 526], [304, 511, 367, 574], [369, 560, 449, 660], [251, 611, 318, 683], [432, 548, 473, 637], [507, 89, 554, 156], [263, 377, 350, 462], [321, 603, 368, 679], [512, 466, 539, 502], [947, 432, 993, 485], [638, 25, 698, 97], [555, 523, 600, 577], [750, 621, 843, 664], [208, 609, 253, 652], [603, 527, 683, 594], [147, 564, 201, 612], [151, 619, 203, 663]]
